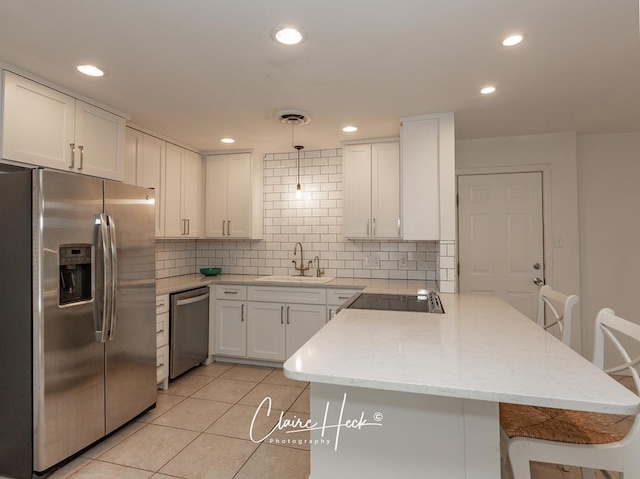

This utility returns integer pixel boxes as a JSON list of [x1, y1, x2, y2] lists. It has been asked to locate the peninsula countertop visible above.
[[283, 292, 640, 416], [156, 273, 437, 296]]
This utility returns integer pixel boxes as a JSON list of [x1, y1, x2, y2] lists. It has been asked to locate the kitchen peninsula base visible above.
[[307, 383, 499, 478]]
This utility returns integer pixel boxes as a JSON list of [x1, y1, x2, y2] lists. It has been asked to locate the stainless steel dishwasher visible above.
[[170, 287, 210, 379]]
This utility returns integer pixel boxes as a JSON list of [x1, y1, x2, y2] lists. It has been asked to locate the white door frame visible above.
[[456, 164, 553, 301]]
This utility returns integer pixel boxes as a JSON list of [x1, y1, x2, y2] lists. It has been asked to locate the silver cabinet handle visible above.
[[176, 292, 210, 306], [397, 216, 401, 236], [337, 296, 350, 300], [227, 220, 231, 236], [222, 220, 226, 236], [156, 300, 165, 310], [281, 306, 284, 325], [373, 218, 376, 236], [533, 278, 544, 286], [286, 306, 290, 325], [69, 143, 76, 169], [78, 145, 84, 170], [223, 290, 238, 294], [366, 218, 370, 236], [182, 219, 186, 235], [241, 303, 245, 321], [187, 219, 190, 235]]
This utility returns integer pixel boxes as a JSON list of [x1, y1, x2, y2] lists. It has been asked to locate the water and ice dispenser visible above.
[[59, 245, 92, 305]]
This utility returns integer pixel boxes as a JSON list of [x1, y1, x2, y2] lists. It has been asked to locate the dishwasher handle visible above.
[[175, 292, 210, 307]]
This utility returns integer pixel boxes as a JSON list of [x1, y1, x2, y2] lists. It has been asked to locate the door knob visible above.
[[533, 263, 542, 270], [533, 278, 544, 286]]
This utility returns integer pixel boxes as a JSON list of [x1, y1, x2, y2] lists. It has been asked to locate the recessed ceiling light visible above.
[[219, 138, 235, 144], [342, 126, 358, 133], [502, 34, 524, 47], [271, 25, 306, 45], [76, 64, 105, 77], [480, 86, 497, 95]]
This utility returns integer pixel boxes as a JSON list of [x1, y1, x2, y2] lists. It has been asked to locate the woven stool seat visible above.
[[500, 403, 625, 445]]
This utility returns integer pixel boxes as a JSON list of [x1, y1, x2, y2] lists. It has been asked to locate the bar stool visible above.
[[502, 308, 639, 479]]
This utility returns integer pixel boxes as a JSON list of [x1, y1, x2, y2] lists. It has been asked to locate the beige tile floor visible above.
[[44, 364, 634, 479]]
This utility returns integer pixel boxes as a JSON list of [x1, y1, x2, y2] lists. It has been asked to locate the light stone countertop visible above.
[[156, 273, 437, 296], [283, 293, 640, 415]]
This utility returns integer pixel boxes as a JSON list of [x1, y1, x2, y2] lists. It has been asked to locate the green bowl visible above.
[[200, 267, 222, 276]]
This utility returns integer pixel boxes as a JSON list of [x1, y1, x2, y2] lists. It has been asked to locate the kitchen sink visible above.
[[253, 275, 335, 284]]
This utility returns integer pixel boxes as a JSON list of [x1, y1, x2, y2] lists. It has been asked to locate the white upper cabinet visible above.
[[343, 141, 400, 239], [164, 143, 203, 238], [205, 152, 261, 239], [2, 71, 125, 181], [73, 101, 125, 180], [400, 113, 455, 241], [125, 128, 166, 237]]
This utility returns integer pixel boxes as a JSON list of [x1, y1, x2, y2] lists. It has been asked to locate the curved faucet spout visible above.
[[292, 242, 309, 276]]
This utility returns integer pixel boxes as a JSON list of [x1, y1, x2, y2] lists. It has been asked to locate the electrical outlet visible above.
[[364, 254, 379, 269], [399, 253, 408, 267]]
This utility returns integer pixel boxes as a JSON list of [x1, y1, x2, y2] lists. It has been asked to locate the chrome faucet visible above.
[[292, 242, 310, 276]]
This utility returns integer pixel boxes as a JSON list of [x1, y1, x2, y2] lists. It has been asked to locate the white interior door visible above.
[[458, 173, 544, 320]]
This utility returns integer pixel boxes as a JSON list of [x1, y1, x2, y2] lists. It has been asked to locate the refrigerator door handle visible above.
[[96, 214, 111, 343], [107, 214, 118, 340]]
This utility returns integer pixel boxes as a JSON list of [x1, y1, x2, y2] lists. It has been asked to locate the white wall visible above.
[[577, 132, 640, 357], [456, 132, 582, 352]]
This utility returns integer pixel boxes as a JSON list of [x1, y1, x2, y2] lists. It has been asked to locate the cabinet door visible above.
[[215, 300, 247, 357], [285, 304, 327, 359], [247, 302, 286, 361], [2, 71, 75, 170], [124, 128, 143, 185], [138, 135, 166, 237], [343, 144, 372, 238], [371, 142, 400, 238], [182, 150, 203, 238], [74, 100, 125, 181], [164, 143, 185, 237], [205, 155, 228, 237], [226, 153, 252, 238], [401, 117, 440, 240]]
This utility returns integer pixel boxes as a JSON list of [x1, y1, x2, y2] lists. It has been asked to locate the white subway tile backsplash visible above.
[[157, 148, 447, 288]]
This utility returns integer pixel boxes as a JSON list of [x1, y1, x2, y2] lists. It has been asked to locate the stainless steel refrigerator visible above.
[[0, 166, 157, 479]]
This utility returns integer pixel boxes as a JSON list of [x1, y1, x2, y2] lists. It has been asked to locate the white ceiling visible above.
[[1, 0, 639, 153]]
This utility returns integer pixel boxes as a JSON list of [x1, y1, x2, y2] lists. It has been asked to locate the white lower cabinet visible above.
[[285, 303, 328, 358], [326, 288, 362, 321], [214, 285, 247, 358], [247, 302, 286, 361], [247, 286, 327, 362], [213, 284, 330, 363], [247, 302, 327, 361], [156, 294, 170, 390]]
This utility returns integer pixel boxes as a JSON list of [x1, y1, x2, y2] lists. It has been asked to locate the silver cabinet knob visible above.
[[533, 262, 542, 270], [533, 278, 544, 286]]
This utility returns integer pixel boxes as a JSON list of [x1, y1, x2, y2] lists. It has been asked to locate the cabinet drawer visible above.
[[156, 294, 170, 314], [156, 311, 169, 348], [156, 344, 169, 383], [248, 286, 326, 305], [216, 285, 247, 301], [327, 288, 362, 306]]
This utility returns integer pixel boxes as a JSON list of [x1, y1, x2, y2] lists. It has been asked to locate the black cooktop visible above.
[[343, 292, 444, 314]]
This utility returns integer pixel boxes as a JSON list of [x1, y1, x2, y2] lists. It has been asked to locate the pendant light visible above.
[[273, 109, 312, 200], [294, 145, 304, 199]]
